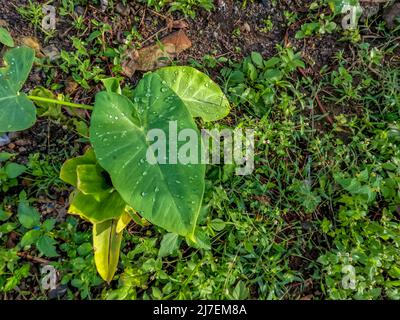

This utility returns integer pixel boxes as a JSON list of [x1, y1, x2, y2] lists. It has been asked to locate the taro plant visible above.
[[64, 67, 230, 281], [0, 45, 231, 281]]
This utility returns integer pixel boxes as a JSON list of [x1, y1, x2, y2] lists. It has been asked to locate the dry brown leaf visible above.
[[121, 30, 192, 77], [19, 36, 45, 58], [167, 19, 189, 31]]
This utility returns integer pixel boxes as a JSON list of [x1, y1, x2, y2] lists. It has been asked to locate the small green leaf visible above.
[[251, 52, 263, 68], [5, 163, 26, 178], [0, 208, 13, 221], [0, 222, 17, 233], [263, 57, 280, 69], [42, 218, 56, 232], [0, 28, 14, 47], [158, 233, 181, 258], [77, 242, 93, 256], [186, 229, 211, 250], [20, 229, 41, 247], [37, 235, 59, 257], [0, 152, 13, 162], [17, 197, 40, 229], [210, 218, 226, 231], [232, 281, 249, 299]]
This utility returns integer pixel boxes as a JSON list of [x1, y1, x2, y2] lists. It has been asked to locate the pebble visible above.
[[48, 285, 68, 300], [15, 139, 26, 146], [42, 45, 61, 61], [0, 19, 8, 27], [0, 134, 10, 147], [18, 147, 27, 153], [7, 143, 15, 149], [242, 22, 251, 33]]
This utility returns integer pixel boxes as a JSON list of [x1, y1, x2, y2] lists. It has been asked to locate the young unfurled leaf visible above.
[[93, 219, 123, 283], [60, 148, 97, 187], [101, 77, 122, 94], [60, 148, 127, 223], [0, 47, 36, 132], [76, 164, 110, 195]]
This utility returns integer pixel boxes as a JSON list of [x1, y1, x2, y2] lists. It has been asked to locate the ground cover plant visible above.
[[0, 0, 399, 300]]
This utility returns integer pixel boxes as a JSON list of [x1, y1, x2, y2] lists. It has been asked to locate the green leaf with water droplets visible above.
[[154, 66, 230, 122], [90, 72, 205, 237], [0, 47, 36, 132]]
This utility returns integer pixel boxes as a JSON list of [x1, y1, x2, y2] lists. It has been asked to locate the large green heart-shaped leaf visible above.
[[0, 47, 36, 132], [154, 66, 230, 122], [90, 73, 205, 237]]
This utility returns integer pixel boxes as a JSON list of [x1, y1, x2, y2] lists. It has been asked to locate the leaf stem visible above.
[[27, 95, 93, 110]]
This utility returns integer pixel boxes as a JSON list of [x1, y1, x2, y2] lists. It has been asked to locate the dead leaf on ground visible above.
[[19, 36, 45, 58], [166, 19, 189, 31], [121, 30, 192, 77]]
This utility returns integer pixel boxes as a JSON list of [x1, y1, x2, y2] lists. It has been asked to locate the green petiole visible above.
[[27, 95, 93, 111]]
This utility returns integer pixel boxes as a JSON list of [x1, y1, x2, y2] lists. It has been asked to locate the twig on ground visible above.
[[17, 252, 50, 264]]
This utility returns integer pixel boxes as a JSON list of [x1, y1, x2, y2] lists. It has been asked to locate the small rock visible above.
[[7, 143, 15, 149], [65, 78, 79, 95], [383, 3, 400, 29], [14, 139, 26, 146], [242, 22, 251, 33], [42, 45, 60, 61], [100, 0, 108, 11], [48, 284, 68, 300], [0, 19, 8, 27], [20, 36, 44, 58], [18, 147, 27, 153], [0, 134, 10, 147], [116, 3, 130, 16]]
